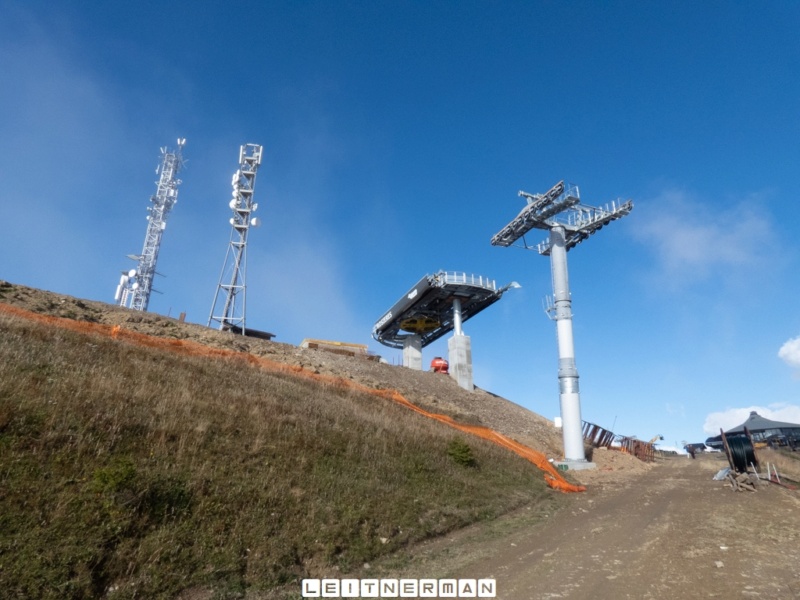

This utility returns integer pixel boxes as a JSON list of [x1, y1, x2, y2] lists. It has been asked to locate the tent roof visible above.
[[725, 411, 800, 433]]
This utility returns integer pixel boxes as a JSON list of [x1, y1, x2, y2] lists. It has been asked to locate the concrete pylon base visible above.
[[402, 335, 423, 370], [448, 334, 473, 391], [554, 460, 596, 471]]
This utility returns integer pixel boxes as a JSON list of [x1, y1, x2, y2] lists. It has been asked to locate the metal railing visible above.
[[438, 271, 497, 291]]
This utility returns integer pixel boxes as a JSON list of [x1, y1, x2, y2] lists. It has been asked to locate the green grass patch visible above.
[[0, 313, 555, 598]]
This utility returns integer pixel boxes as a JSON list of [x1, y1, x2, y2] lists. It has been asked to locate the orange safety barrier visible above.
[[0, 303, 585, 493]]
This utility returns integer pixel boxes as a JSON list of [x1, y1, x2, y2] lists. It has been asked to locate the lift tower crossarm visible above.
[[490, 181, 580, 247], [536, 198, 633, 255]]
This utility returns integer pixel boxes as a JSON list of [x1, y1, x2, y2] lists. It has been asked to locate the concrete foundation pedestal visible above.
[[402, 335, 422, 370], [448, 334, 473, 391], [554, 459, 596, 472]]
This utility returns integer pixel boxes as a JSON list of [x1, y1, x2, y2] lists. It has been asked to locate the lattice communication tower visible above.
[[207, 143, 263, 333], [115, 139, 186, 311]]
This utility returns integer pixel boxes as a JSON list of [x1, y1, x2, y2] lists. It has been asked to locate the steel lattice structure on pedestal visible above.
[[491, 180, 632, 468], [207, 143, 263, 334], [115, 139, 186, 311]]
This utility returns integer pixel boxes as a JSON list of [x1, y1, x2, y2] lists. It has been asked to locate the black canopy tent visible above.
[[706, 411, 800, 449]]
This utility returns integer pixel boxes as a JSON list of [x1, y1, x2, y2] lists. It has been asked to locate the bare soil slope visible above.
[[0, 281, 654, 478], [0, 281, 571, 462]]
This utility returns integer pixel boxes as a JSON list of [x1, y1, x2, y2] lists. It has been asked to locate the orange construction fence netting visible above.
[[0, 302, 585, 493]]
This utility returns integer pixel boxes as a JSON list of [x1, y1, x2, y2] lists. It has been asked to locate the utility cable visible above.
[[727, 436, 756, 473]]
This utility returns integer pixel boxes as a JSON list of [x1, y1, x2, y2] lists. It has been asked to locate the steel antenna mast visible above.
[[115, 139, 186, 311], [208, 143, 263, 333]]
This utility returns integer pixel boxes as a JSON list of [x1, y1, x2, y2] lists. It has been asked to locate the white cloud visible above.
[[778, 337, 800, 369], [665, 402, 685, 417], [703, 404, 800, 436], [633, 189, 777, 289], [245, 238, 364, 346]]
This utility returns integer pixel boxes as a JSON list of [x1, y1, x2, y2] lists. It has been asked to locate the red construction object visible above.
[[430, 356, 449, 374]]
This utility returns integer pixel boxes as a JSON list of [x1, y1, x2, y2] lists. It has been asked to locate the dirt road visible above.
[[453, 454, 800, 599]]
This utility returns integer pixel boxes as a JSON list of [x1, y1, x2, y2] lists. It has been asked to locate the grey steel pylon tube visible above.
[[549, 225, 586, 462]]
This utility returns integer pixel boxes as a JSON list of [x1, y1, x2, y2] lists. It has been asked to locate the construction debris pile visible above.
[[722, 469, 759, 492], [582, 420, 660, 462]]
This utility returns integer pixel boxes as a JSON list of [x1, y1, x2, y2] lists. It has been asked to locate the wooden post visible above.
[[720, 428, 735, 472]]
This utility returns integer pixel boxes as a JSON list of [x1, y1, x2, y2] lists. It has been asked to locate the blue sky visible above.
[[2, 1, 799, 450]]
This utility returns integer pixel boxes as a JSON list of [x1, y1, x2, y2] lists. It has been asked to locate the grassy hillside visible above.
[[0, 308, 559, 599]]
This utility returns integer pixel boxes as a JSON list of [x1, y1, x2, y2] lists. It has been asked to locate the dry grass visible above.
[[0, 312, 558, 599], [759, 447, 800, 484]]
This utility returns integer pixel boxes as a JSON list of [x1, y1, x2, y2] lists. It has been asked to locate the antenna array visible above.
[[115, 139, 186, 311], [207, 143, 264, 334]]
